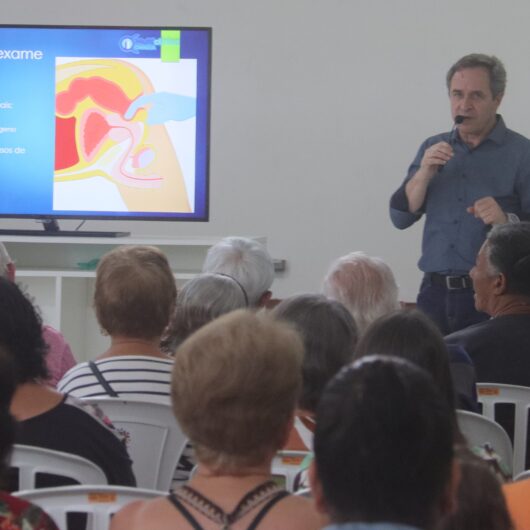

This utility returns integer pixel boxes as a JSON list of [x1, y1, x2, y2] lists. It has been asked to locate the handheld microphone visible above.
[[450, 115, 466, 145]]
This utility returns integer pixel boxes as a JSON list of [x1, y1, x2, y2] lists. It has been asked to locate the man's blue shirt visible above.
[[389, 116, 530, 273]]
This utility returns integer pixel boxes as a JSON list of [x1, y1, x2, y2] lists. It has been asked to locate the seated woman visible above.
[[111, 310, 325, 530], [0, 277, 135, 488], [0, 348, 59, 529], [57, 245, 176, 401], [272, 294, 357, 451], [353, 309, 516, 479]]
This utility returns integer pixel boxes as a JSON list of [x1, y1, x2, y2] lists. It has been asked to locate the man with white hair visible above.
[[0, 242, 76, 386], [322, 251, 400, 334], [202, 237, 274, 307]]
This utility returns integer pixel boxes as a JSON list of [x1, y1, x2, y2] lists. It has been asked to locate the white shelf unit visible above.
[[3, 235, 265, 362]]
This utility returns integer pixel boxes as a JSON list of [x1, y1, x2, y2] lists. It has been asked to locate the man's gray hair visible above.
[[0, 243, 12, 278], [446, 53, 506, 99], [203, 237, 274, 306], [178, 273, 248, 317], [322, 251, 400, 334], [485, 222, 530, 297]]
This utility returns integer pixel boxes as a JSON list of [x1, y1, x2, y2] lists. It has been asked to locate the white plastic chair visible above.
[[477, 383, 530, 476], [456, 410, 513, 477], [293, 487, 312, 498], [271, 450, 311, 492], [514, 469, 530, 481], [83, 397, 187, 491], [9, 445, 108, 490], [14, 484, 164, 530]]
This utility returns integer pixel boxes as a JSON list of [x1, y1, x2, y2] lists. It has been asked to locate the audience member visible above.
[[58, 245, 175, 400], [310, 355, 458, 530], [0, 277, 135, 488], [322, 251, 400, 334], [177, 272, 248, 317], [111, 310, 324, 530], [445, 222, 530, 386], [0, 242, 76, 386], [58, 245, 199, 484], [273, 294, 357, 450], [440, 446, 513, 530], [503, 477, 530, 530], [355, 308, 477, 412], [0, 347, 59, 530], [160, 305, 214, 356], [202, 237, 274, 307]]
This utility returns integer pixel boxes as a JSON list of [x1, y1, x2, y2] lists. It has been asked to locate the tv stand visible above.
[[0, 228, 131, 238], [0, 219, 130, 238]]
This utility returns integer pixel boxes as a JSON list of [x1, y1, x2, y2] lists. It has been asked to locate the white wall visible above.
[[5, 0, 530, 301]]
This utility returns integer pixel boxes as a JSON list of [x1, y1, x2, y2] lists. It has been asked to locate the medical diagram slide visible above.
[[0, 27, 210, 219]]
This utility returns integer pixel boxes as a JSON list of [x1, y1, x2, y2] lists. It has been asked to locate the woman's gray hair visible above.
[[322, 251, 400, 334], [203, 237, 274, 306], [178, 273, 248, 318]]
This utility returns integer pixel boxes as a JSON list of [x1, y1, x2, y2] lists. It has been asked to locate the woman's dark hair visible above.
[[440, 445, 513, 530], [0, 346, 17, 486], [0, 277, 49, 383], [355, 308, 456, 411], [273, 294, 357, 412], [315, 356, 455, 528]]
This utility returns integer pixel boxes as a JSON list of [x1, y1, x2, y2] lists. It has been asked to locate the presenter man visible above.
[[390, 53, 530, 334]]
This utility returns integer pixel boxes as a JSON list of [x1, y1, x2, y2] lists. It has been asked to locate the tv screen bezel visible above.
[[0, 23, 212, 224]]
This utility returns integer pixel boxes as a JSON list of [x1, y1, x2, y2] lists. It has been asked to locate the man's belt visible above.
[[428, 272, 473, 290]]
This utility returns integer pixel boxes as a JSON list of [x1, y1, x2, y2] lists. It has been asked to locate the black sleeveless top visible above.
[[167, 481, 289, 530]]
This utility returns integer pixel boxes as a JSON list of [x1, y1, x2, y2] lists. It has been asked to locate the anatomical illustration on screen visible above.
[[54, 57, 197, 213]]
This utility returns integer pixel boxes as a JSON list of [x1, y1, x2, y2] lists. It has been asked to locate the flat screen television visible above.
[[0, 24, 211, 236]]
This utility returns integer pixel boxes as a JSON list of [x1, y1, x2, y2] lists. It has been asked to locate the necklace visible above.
[[172, 480, 284, 529]]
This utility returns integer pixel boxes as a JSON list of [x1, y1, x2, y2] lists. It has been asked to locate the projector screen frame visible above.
[[0, 23, 212, 233]]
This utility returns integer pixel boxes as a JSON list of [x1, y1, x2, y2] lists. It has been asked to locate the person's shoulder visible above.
[[264, 493, 326, 530], [0, 491, 59, 530], [445, 318, 492, 343], [62, 394, 122, 435], [502, 120, 530, 141], [110, 496, 173, 530], [58, 361, 89, 380], [56, 361, 90, 392], [41, 324, 64, 342]]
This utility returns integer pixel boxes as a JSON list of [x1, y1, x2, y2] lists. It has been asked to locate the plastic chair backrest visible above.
[[83, 397, 187, 491], [477, 383, 530, 476], [293, 487, 312, 498], [514, 469, 530, 481], [456, 410, 513, 477], [9, 445, 108, 490], [271, 450, 311, 492], [14, 484, 163, 530]]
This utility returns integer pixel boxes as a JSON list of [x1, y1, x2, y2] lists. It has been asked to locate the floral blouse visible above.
[[0, 491, 58, 530]]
